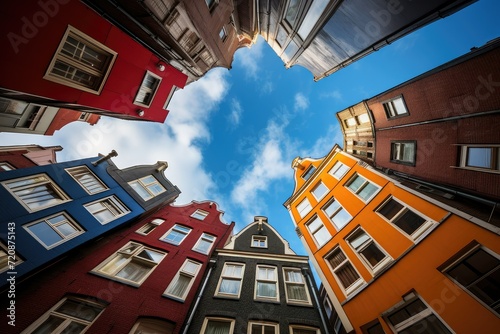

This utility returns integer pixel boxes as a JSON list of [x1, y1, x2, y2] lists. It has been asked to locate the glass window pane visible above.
[[257, 282, 276, 297], [56, 222, 78, 237], [32, 315, 65, 334], [312, 182, 328, 199], [360, 243, 386, 267], [337, 263, 360, 288], [137, 249, 163, 263], [349, 232, 370, 249], [205, 320, 231, 334], [358, 183, 378, 201], [467, 148, 492, 168], [287, 284, 308, 301], [298, 0, 329, 39], [332, 209, 352, 230], [393, 97, 407, 115], [28, 222, 63, 246], [116, 261, 148, 282], [348, 176, 364, 192], [56, 299, 103, 321], [219, 278, 240, 294], [167, 274, 191, 297], [378, 199, 403, 220], [313, 226, 331, 246], [285, 0, 300, 25], [394, 210, 425, 235]]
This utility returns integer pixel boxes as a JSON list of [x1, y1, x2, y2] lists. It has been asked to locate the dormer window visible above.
[[191, 209, 209, 220], [302, 166, 315, 181], [128, 175, 166, 201]]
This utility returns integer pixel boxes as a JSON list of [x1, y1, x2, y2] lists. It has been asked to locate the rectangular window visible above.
[[163, 86, 178, 110], [329, 161, 350, 180], [160, 224, 192, 245], [290, 325, 320, 334], [22, 296, 106, 333], [391, 141, 416, 165], [385, 294, 451, 333], [191, 209, 209, 220], [345, 174, 379, 202], [306, 216, 331, 247], [255, 265, 279, 301], [205, 0, 218, 10], [252, 235, 268, 248], [443, 245, 499, 315], [44, 26, 117, 94], [312, 181, 328, 201], [219, 27, 227, 40], [377, 197, 433, 240], [134, 71, 161, 107], [284, 0, 300, 26], [283, 268, 311, 305], [361, 320, 386, 334], [136, 218, 164, 235], [92, 242, 165, 286], [297, 198, 312, 218], [216, 262, 245, 298], [164, 259, 201, 301], [130, 317, 175, 334], [201, 318, 235, 334], [249, 322, 278, 334], [459, 145, 500, 172], [344, 117, 357, 127], [323, 198, 352, 231], [193, 233, 216, 254], [84, 196, 130, 224], [24, 213, 84, 249], [0, 162, 15, 171], [347, 228, 391, 273], [357, 113, 370, 124], [326, 247, 363, 295], [302, 166, 316, 180], [66, 166, 107, 194], [129, 175, 166, 201], [383, 96, 409, 119], [2, 174, 70, 212], [1, 241, 22, 273]]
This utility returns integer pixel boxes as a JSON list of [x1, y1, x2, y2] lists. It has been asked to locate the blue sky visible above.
[[1, 0, 499, 257]]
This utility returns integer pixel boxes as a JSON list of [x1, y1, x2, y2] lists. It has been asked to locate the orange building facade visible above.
[[284, 145, 499, 333]]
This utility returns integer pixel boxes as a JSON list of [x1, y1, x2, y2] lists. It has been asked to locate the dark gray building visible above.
[[183, 216, 331, 334]]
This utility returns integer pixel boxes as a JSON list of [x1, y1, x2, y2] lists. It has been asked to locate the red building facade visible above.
[[7, 201, 234, 334], [0, 144, 62, 170], [1, 0, 187, 123]]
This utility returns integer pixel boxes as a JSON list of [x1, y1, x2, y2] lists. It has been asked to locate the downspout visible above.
[[302, 268, 330, 334], [182, 258, 217, 334]]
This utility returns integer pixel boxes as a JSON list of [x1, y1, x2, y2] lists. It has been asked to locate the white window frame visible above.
[[160, 224, 192, 245], [344, 173, 380, 203], [200, 317, 235, 334], [1, 240, 23, 273], [251, 235, 268, 248], [390, 141, 416, 165], [44, 25, 117, 94], [296, 197, 312, 218], [215, 262, 245, 299], [346, 227, 392, 274], [383, 95, 409, 119], [20, 296, 106, 334], [136, 218, 165, 235], [311, 181, 328, 201], [133, 70, 162, 107], [282, 267, 312, 305], [458, 145, 500, 173], [376, 197, 435, 241], [325, 246, 364, 296], [84, 195, 130, 225], [248, 321, 279, 334], [329, 161, 350, 180], [128, 175, 166, 201], [322, 197, 352, 231], [289, 325, 320, 334], [306, 216, 331, 248], [191, 209, 209, 220], [24, 212, 84, 249], [255, 265, 279, 302], [0, 162, 15, 171], [66, 165, 108, 194], [2, 173, 70, 212], [128, 317, 175, 334], [163, 259, 202, 301], [192, 233, 216, 255]]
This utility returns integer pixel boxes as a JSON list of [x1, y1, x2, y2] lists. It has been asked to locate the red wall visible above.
[[0, 150, 38, 169], [1, 0, 187, 123]]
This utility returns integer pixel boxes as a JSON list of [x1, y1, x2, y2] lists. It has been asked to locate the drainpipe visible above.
[[182, 257, 217, 334], [302, 268, 330, 334]]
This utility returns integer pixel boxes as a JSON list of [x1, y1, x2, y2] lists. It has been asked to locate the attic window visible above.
[[191, 209, 209, 220], [302, 166, 316, 181], [252, 235, 268, 248]]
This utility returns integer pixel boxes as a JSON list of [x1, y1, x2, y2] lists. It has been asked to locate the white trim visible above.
[[248, 321, 279, 333], [215, 262, 245, 299], [254, 265, 279, 302], [163, 259, 202, 301], [282, 267, 312, 306], [135, 218, 165, 235], [160, 224, 192, 245], [200, 317, 235, 334], [251, 235, 268, 248], [66, 165, 108, 194], [84, 195, 130, 225], [192, 233, 216, 254], [344, 172, 380, 203], [191, 209, 209, 220], [133, 70, 162, 108], [324, 246, 365, 297], [345, 227, 392, 275]]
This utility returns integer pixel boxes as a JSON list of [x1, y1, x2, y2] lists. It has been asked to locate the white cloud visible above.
[[320, 90, 342, 101], [234, 37, 265, 79], [294, 92, 309, 111], [227, 98, 243, 128]]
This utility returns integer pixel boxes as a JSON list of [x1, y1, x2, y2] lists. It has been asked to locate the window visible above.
[[326, 247, 363, 295], [191, 209, 209, 220], [0, 162, 15, 171], [133, 71, 161, 107], [164, 259, 201, 301], [249, 322, 278, 334], [283, 268, 311, 305], [323, 198, 352, 231], [289, 325, 320, 334], [345, 174, 379, 202], [306, 216, 331, 247], [205, 0, 218, 10], [296, 198, 312, 218], [443, 246, 499, 315], [44, 26, 117, 94], [1, 241, 22, 273], [3, 174, 70, 212], [201, 318, 235, 334], [92, 242, 165, 286], [252, 235, 268, 248], [302, 166, 316, 180], [160, 224, 192, 245], [216, 262, 245, 298], [22, 296, 106, 334], [219, 27, 227, 40], [383, 96, 409, 118], [391, 141, 416, 165], [357, 113, 370, 124], [284, 0, 300, 26], [66, 166, 107, 194], [347, 228, 391, 273], [312, 181, 328, 201], [377, 197, 433, 240], [459, 145, 500, 172], [361, 320, 385, 334], [129, 317, 174, 334], [193, 233, 216, 254], [297, 0, 328, 39], [255, 265, 279, 301], [385, 295, 451, 333], [24, 213, 84, 249], [163, 86, 178, 110], [136, 218, 164, 235], [344, 117, 357, 127], [84, 196, 130, 224], [129, 175, 166, 201], [329, 161, 350, 180]]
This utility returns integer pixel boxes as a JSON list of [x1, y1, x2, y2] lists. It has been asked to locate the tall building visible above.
[[1, 0, 188, 123], [4, 201, 234, 333], [284, 145, 499, 333], [186, 216, 332, 334], [0, 144, 63, 170], [257, 0, 477, 80]]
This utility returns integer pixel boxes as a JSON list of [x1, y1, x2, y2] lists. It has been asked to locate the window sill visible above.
[[451, 165, 500, 174]]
